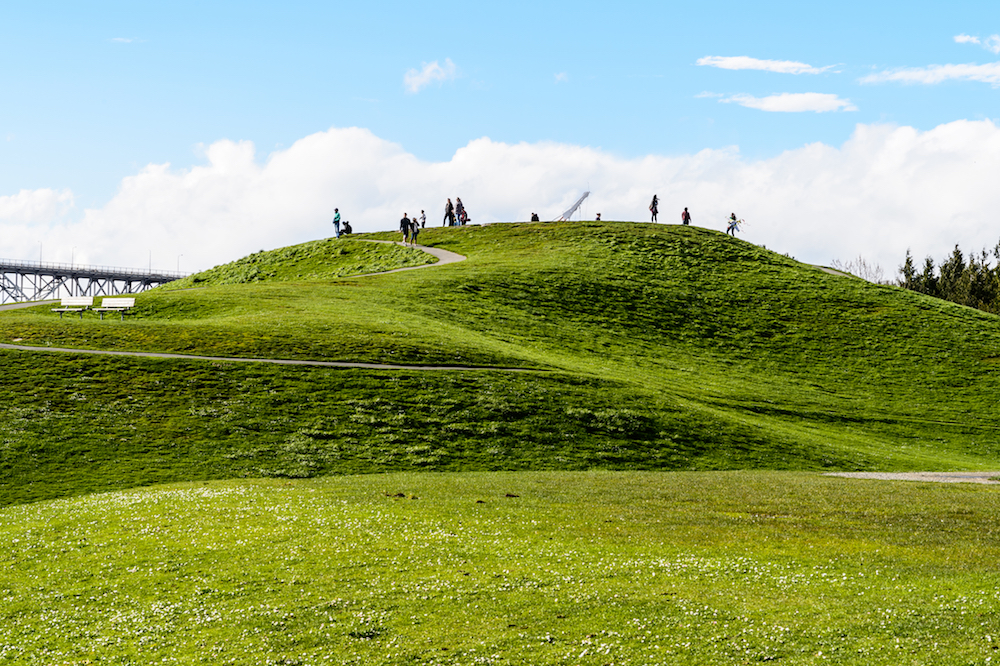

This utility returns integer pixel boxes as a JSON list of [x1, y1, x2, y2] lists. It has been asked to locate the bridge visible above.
[[0, 258, 187, 304]]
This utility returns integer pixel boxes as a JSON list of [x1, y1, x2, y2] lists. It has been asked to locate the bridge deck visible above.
[[0, 258, 187, 304]]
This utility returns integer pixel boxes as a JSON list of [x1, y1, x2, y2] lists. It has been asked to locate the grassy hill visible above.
[[2, 221, 1000, 505], [5, 221, 1000, 664]]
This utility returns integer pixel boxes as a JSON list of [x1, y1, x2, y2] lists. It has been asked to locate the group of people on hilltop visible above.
[[399, 211, 425, 244], [331, 209, 353, 238], [443, 197, 470, 226], [649, 195, 742, 235], [332, 195, 741, 239]]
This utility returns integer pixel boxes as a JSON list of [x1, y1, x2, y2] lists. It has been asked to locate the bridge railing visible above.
[[0, 258, 188, 280]]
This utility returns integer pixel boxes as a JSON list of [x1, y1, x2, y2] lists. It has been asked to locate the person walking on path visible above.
[[726, 213, 741, 236], [649, 195, 659, 223], [681, 207, 691, 226], [401, 213, 412, 243], [420, 210, 426, 228], [443, 198, 455, 227], [332, 208, 341, 238], [410, 216, 420, 245]]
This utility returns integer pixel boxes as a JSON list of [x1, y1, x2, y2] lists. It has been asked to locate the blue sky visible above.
[[1, 1, 999, 271]]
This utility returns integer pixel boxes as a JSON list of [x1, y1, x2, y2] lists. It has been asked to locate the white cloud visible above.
[[403, 58, 457, 93], [861, 62, 1000, 86], [721, 92, 857, 112], [697, 56, 832, 75], [953, 33, 1000, 54], [554, 72, 568, 83], [0, 188, 73, 224], [8, 119, 1000, 278], [110, 37, 134, 43]]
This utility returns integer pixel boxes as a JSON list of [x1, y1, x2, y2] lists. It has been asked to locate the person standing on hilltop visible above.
[[649, 195, 659, 223], [444, 198, 455, 227], [681, 207, 691, 226], [455, 197, 466, 225], [332, 208, 341, 238], [727, 213, 741, 236], [401, 212, 412, 243], [420, 210, 427, 228]]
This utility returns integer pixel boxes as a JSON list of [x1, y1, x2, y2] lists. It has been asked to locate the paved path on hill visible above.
[[0, 299, 58, 311], [815, 266, 852, 278], [357, 240, 466, 275], [0, 342, 536, 371], [826, 471, 1000, 484], [0, 242, 529, 372]]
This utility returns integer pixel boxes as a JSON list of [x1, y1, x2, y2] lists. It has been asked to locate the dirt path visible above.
[[826, 471, 1000, 484]]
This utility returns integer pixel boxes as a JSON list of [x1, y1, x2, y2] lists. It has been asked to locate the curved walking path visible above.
[[357, 240, 466, 276], [826, 471, 1000, 485], [0, 342, 536, 372], [0, 242, 541, 372], [0, 299, 58, 312]]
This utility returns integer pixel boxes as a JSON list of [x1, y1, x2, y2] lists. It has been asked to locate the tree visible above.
[[916, 256, 938, 297], [897, 249, 917, 290], [938, 244, 968, 304]]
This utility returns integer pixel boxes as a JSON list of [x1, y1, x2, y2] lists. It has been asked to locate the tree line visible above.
[[898, 242, 1000, 314]]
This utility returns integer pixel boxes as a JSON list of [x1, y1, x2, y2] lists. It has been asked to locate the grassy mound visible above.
[[3, 472, 1000, 664], [164, 237, 434, 288], [3, 221, 1000, 505]]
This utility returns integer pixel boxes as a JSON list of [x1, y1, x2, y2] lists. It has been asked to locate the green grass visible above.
[[5, 221, 1000, 663], [3, 472, 1000, 665], [165, 237, 434, 287], [3, 221, 1000, 505]]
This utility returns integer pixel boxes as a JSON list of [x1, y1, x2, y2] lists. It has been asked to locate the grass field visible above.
[[3, 220, 1000, 663], [3, 472, 1000, 665], [3, 221, 1000, 505]]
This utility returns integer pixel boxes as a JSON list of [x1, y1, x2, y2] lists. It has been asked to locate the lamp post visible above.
[[177, 254, 183, 273]]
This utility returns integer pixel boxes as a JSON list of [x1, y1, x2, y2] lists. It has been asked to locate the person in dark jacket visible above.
[[443, 199, 455, 226], [401, 213, 412, 242]]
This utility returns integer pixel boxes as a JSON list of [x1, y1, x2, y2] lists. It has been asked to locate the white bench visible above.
[[94, 297, 136, 321], [51, 297, 94, 319]]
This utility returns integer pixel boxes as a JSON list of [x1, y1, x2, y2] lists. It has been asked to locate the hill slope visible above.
[[2, 221, 999, 504]]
